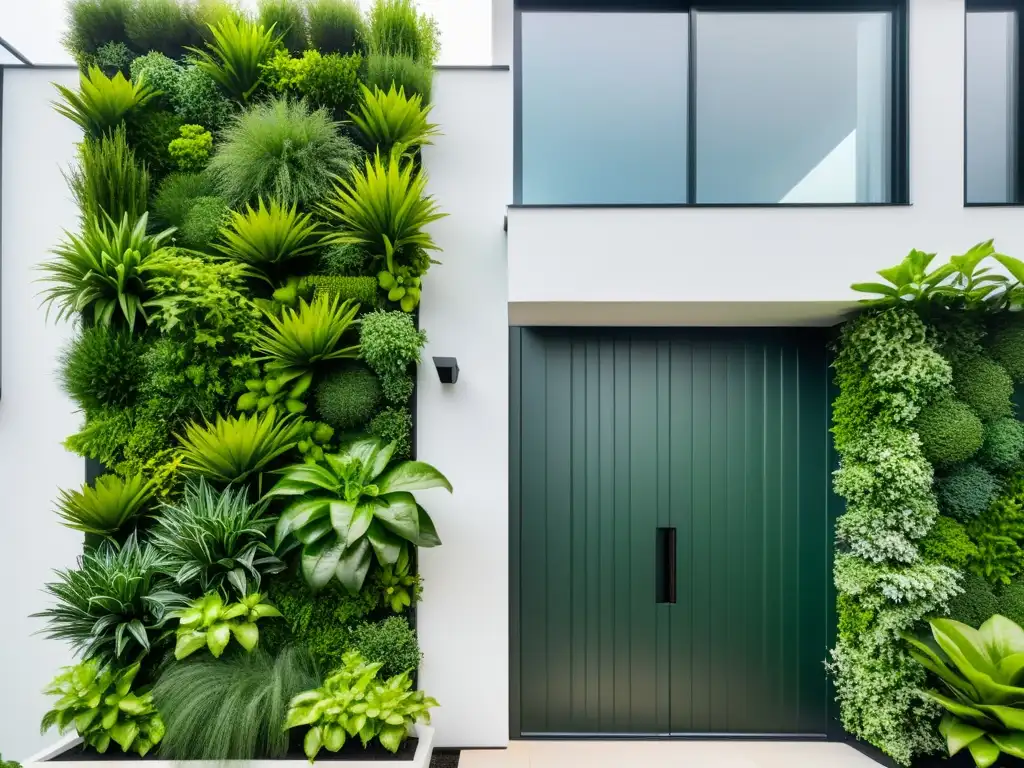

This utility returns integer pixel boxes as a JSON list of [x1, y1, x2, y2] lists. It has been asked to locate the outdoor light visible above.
[[432, 356, 459, 384]]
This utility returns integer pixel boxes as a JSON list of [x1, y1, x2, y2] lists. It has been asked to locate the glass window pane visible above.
[[693, 12, 892, 204], [520, 12, 688, 205], [966, 11, 1017, 205]]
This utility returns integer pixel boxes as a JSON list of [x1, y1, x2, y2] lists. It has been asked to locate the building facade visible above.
[[1, 0, 1023, 759]]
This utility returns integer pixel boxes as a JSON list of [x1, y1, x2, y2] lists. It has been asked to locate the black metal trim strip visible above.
[[434, 64, 512, 70], [0, 36, 31, 66]]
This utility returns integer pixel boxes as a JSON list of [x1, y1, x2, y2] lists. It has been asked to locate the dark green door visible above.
[[510, 328, 831, 737]]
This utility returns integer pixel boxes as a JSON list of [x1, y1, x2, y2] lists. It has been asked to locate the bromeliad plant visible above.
[[40, 212, 175, 330], [54, 473, 155, 540], [148, 479, 284, 599], [176, 410, 304, 485], [41, 661, 165, 756], [53, 66, 157, 138], [172, 591, 282, 660], [186, 16, 281, 103], [265, 435, 450, 592], [283, 650, 438, 758], [36, 535, 180, 664], [904, 614, 1024, 767], [215, 198, 328, 281]]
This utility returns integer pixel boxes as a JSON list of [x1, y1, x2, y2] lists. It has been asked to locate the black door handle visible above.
[[656, 527, 677, 604]]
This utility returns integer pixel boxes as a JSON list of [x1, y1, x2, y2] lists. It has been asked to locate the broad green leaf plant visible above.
[[852, 240, 1024, 311], [904, 614, 1024, 767], [284, 650, 438, 759], [41, 660, 165, 756], [265, 436, 450, 592], [172, 591, 282, 659]]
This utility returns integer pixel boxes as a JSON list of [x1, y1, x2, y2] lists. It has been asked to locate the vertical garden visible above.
[[833, 244, 1024, 767], [33, 0, 450, 760]]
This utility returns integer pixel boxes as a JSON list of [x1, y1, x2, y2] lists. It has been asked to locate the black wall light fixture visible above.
[[432, 356, 459, 384]]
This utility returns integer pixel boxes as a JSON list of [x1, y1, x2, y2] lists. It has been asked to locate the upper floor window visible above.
[[966, 1, 1021, 205], [515, 1, 907, 206]]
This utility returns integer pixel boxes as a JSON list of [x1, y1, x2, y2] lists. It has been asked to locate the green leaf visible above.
[[275, 498, 329, 547], [336, 538, 373, 594], [174, 630, 208, 660], [922, 691, 990, 724], [990, 731, 1024, 759], [207, 622, 232, 658], [110, 721, 139, 752], [968, 735, 1001, 768], [851, 282, 900, 297], [378, 724, 406, 753], [323, 724, 346, 752], [940, 716, 987, 755], [329, 499, 356, 540], [374, 492, 420, 541], [230, 622, 259, 651], [415, 506, 442, 547], [376, 460, 453, 494], [304, 726, 323, 762], [995, 253, 1024, 284], [367, 520, 403, 566], [348, 503, 375, 546], [302, 535, 345, 590]]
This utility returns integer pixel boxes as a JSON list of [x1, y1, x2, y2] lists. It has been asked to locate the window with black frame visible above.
[[515, 0, 908, 206], [966, 0, 1022, 205]]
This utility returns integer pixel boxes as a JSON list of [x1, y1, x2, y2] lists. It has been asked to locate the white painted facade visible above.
[[2, 0, 1024, 760]]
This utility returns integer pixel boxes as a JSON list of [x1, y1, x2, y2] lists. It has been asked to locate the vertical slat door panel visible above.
[[513, 328, 829, 737]]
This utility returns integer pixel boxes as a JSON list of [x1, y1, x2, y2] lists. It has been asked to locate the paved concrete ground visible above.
[[459, 740, 882, 768]]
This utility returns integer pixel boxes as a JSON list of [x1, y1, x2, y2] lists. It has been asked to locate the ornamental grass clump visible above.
[[68, 125, 150, 224], [307, 0, 366, 55]]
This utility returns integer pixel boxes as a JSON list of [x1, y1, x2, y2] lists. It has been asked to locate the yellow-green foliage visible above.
[[918, 516, 978, 569], [307, 275, 379, 308], [168, 124, 213, 172], [969, 472, 1024, 585]]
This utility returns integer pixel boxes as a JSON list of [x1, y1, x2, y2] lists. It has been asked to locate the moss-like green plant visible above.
[[55, 473, 155, 540], [60, 325, 146, 411], [261, 573, 379, 671], [301, 51, 363, 117], [307, 275, 379, 308], [55, 66, 156, 139], [970, 472, 1024, 585], [318, 243, 371, 276], [186, 16, 282, 103], [364, 52, 432, 104], [210, 97, 360, 208], [125, 109, 183, 181], [938, 463, 999, 522], [92, 41, 136, 75], [172, 62, 234, 129], [307, 0, 367, 55], [69, 124, 149, 224], [350, 616, 421, 679], [129, 52, 182, 109], [152, 647, 319, 760], [915, 397, 984, 467], [168, 124, 213, 172], [179, 195, 230, 250], [370, 543, 420, 613], [946, 571, 1001, 629], [368, 406, 413, 459], [954, 355, 1014, 421], [917, 515, 978, 569], [314, 364, 382, 431], [151, 171, 217, 229], [989, 325, 1024, 383], [41, 212, 174, 330], [979, 417, 1024, 473]]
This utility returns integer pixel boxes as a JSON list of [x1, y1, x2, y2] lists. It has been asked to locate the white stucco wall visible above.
[[0, 66, 86, 761], [418, 67, 511, 749], [507, 0, 1024, 326]]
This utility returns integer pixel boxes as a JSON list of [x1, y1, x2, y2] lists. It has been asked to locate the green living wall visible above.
[[832, 245, 1024, 767], [34, 0, 449, 760]]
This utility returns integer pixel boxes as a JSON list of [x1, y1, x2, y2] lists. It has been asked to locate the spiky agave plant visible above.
[[318, 147, 445, 258], [54, 473, 155, 539], [176, 410, 304, 485], [39, 212, 174, 330], [149, 478, 284, 598], [35, 534, 180, 664], [186, 16, 281, 103], [348, 82, 438, 155], [53, 66, 157, 138], [255, 293, 360, 382], [214, 198, 327, 280]]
